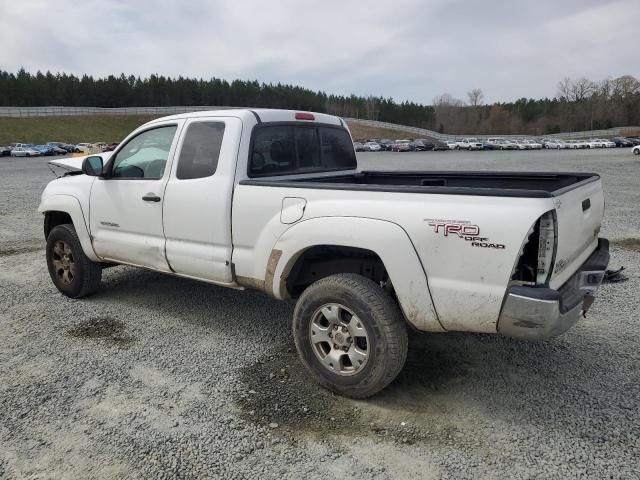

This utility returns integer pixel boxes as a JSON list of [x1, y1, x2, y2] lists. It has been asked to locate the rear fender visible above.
[[271, 217, 443, 332], [38, 194, 100, 262]]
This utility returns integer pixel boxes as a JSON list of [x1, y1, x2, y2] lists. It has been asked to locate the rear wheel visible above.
[[293, 273, 408, 398], [46, 224, 102, 298]]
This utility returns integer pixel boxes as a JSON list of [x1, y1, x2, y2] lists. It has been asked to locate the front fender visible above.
[[38, 194, 100, 262], [271, 217, 444, 332]]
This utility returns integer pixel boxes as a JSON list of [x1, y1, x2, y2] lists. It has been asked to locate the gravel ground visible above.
[[1, 148, 639, 479]]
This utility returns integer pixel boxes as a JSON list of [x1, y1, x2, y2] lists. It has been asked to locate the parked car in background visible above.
[[625, 137, 640, 146], [391, 140, 413, 152], [33, 145, 55, 156], [495, 139, 518, 150], [523, 139, 543, 149], [598, 139, 616, 148], [75, 143, 94, 153], [102, 142, 119, 152], [364, 141, 382, 152], [377, 139, 394, 151], [353, 142, 366, 152], [432, 140, 449, 151], [513, 139, 532, 150], [612, 137, 633, 148], [566, 140, 586, 149], [586, 139, 604, 148], [543, 139, 566, 149], [1, 146, 11, 156], [457, 138, 483, 150], [445, 140, 458, 150], [10, 146, 40, 157], [411, 140, 434, 151], [481, 140, 495, 150]]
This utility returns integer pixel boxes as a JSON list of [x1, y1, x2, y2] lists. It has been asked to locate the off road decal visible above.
[[425, 219, 506, 250]]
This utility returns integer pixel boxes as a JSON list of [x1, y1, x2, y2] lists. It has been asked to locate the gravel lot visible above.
[[1, 148, 639, 479]]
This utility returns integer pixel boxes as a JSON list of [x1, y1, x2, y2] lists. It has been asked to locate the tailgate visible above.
[[549, 177, 604, 289]]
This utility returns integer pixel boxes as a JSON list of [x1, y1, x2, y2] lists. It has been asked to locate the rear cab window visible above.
[[249, 124, 356, 177]]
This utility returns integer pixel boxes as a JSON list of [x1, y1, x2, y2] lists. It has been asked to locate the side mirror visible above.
[[82, 156, 104, 176]]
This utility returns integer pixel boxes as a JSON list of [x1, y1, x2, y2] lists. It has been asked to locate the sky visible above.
[[1, 0, 639, 105]]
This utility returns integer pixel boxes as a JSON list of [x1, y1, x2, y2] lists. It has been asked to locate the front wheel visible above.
[[46, 224, 102, 298], [293, 273, 408, 398], [634, 149, 640, 155]]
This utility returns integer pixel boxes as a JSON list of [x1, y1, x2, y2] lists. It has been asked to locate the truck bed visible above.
[[241, 171, 599, 198]]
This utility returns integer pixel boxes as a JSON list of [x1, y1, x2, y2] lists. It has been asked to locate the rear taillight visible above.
[[536, 211, 557, 284], [511, 211, 557, 285]]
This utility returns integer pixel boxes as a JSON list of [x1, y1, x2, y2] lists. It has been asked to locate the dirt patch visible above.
[[234, 341, 467, 447], [66, 316, 135, 348], [0, 243, 43, 257], [613, 238, 640, 252]]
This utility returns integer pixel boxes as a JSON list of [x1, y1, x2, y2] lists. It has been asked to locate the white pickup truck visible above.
[[40, 109, 609, 398]]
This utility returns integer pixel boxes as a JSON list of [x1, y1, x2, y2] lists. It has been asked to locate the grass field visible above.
[[0, 115, 417, 145], [0, 115, 161, 145]]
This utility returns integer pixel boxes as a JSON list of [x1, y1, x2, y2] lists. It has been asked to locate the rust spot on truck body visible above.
[[236, 249, 283, 297], [264, 249, 282, 295]]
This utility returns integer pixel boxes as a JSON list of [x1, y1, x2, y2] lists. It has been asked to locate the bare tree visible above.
[[467, 88, 484, 107], [432, 93, 465, 133], [611, 75, 640, 98], [432, 93, 463, 107], [571, 77, 597, 102], [557, 77, 572, 101]]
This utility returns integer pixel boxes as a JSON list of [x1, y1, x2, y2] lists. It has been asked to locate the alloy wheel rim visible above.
[[51, 240, 76, 285], [309, 303, 370, 376]]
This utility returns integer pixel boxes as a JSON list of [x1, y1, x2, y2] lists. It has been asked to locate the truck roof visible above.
[[144, 108, 344, 128]]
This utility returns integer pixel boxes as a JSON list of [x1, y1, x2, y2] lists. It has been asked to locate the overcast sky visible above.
[[1, 0, 639, 104]]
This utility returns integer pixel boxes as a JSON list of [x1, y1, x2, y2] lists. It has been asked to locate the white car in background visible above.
[[586, 139, 604, 148], [523, 139, 543, 150], [598, 139, 616, 148], [364, 142, 382, 152], [543, 139, 565, 149], [445, 140, 458, 150], [10, 146, 40, 157], [567, 140, 588, 149], [457, 137, 483, 150], [75, 143, 94, 153], [513, 139, 531, 150], [494, 139, 518, 150]]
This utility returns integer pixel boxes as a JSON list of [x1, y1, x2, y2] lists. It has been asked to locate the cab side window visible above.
[[111, 125, 177, 179], [176, 122, 226, 180]]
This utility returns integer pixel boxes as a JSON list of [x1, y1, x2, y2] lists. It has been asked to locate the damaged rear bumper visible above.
[[497, 238, 609, 340]]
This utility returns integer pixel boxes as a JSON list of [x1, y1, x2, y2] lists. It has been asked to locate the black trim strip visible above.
[[239, 171, 600, 199], [249, 110, 261, 124]]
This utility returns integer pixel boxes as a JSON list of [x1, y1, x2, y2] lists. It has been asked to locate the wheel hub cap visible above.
[[51, 240, 76, 285], [309, 303, 369, 377]]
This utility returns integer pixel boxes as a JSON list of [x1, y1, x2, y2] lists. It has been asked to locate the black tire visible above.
[[293, 273, 408, 398], [46, 224, 102, 298], [634, 149, 639, 156]]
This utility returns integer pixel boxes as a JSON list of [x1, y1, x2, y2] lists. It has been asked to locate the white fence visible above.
[[0, 106, 230, 117], [346, 118, 635, 141], [0, 106, 636, 140]]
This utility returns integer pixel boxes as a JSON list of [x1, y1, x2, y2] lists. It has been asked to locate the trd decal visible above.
[[425, 219, 506, 250]]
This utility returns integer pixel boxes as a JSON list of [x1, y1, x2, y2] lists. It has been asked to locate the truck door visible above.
[[162, 117, 241, 284], [89, 122, 183, 270]]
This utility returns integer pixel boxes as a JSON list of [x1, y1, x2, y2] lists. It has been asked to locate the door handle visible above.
[[142, 194, 161, 202]]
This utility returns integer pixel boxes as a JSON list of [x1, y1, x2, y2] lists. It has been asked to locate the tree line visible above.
[[0, 69, 638, 134]]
